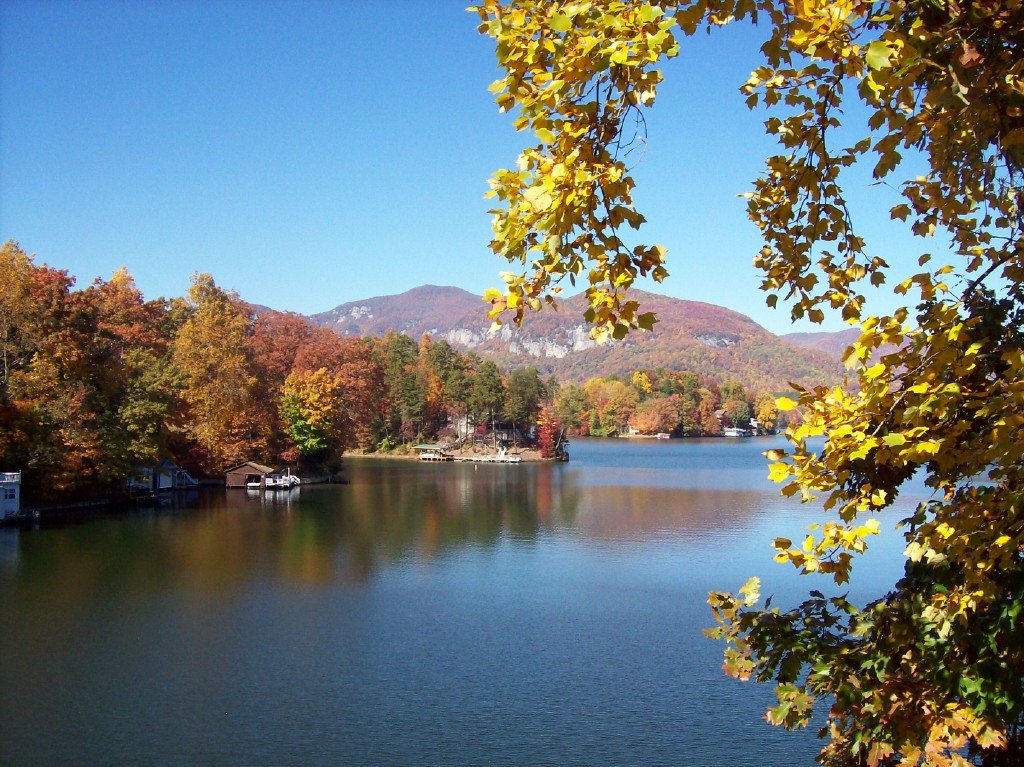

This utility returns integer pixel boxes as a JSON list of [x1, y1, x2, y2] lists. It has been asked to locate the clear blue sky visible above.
[[1, 1, 923, 335]]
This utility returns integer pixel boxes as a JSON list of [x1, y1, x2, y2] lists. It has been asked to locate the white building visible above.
[[1, 472, 21, 521]]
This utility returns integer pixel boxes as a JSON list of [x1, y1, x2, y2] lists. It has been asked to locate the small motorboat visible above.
[[264, 470, 301, 489]]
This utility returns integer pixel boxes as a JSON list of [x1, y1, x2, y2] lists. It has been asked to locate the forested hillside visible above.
[[312, 286, 843, 390]]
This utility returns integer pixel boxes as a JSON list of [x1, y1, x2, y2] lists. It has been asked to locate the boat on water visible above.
[[655, 432, 670, 440], [723, 427, 753, 438], [265, 471, 300, 489], [247, 470, 301, 490]]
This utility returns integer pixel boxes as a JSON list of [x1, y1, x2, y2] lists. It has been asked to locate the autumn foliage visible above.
[[7, 246, 687, 500], [559, 369, 778, 438]]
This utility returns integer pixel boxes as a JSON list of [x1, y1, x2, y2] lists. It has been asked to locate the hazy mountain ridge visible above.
[[309, 285, 846, 390], [309, 285, 483, 338], [781, 328, 861, 359]]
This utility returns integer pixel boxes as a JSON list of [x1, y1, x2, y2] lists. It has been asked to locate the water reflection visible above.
[[0, 439, 851, 767], [0, 451, 786, 603]]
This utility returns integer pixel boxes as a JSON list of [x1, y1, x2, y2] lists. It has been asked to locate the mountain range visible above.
[[305, 285, 853, 392]]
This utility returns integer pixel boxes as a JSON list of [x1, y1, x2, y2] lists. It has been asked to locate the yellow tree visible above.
[[475, 1, 1024, 764], [281, 367, 345, 457], [631, 369, 653, 396], [582, 377, 639, 434], [172, 273, 256, 472], [753, 391, 778, 432], [0, 241, 39, 399]]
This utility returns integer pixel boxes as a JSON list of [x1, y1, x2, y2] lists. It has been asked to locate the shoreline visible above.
[[344, 447, 560, 463], [2, 451, 560, 525]]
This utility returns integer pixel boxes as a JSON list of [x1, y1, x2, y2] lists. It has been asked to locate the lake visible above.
[[0, 437, 923, 766]]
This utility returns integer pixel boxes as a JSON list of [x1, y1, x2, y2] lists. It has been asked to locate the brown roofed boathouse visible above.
[[225, 462, 276, 489]]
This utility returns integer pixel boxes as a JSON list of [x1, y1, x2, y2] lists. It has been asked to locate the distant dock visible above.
[[453, 454, 521, 464]]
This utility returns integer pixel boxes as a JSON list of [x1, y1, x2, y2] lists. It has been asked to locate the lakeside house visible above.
[[472, 421, 531, 449], [1, 472, 21, 522], [128, 459, 198, 494], [225, 461, 276, 489]]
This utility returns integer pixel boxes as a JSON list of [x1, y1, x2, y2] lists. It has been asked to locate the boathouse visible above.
[[225, 461, 275, 488], [413, 444, 452, 461], [128, 459, 198, 494], [1, 472, 21, 522]]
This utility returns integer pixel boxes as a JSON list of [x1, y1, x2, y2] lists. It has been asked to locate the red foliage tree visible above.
[[536, 403, 564, 458]]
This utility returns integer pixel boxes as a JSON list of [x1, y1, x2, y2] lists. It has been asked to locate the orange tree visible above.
[[473, 1, 1024, 764]]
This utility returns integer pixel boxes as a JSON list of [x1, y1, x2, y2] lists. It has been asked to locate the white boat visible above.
[[265, 471, 301, 489], [723, 427, 752, 437], [251, 470, 301, 490]]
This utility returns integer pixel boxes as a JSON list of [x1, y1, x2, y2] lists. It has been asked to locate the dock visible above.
[[453, 454, 521, 464]]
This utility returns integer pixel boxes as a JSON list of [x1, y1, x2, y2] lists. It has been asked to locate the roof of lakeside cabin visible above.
[[225, 461, 276, 474]]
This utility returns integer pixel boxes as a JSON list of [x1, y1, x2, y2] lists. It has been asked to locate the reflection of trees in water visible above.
[[1, 465, 586, 605], [1, 465, 769, 611], [321, 462, 584, 580]]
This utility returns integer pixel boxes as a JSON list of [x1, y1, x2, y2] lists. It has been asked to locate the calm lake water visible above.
[[0, 438, 925, 766]]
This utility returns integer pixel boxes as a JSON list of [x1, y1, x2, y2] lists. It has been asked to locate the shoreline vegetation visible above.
[[3, 241, 787, 513], [346, 448, 549, 462]]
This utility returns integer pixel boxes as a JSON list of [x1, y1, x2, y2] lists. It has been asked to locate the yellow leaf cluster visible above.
[[472, 0, 678, 338]]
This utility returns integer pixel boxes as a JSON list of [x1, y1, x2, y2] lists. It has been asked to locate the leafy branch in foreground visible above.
[[471, 1, 677, 340], [477, 1, 1024, 764]]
